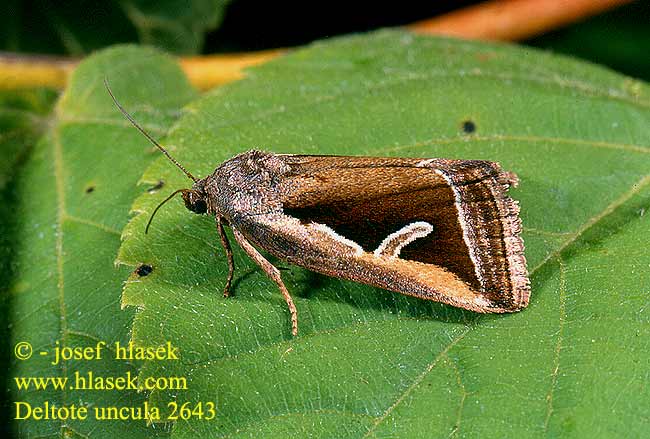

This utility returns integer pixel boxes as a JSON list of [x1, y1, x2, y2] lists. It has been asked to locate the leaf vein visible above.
[[544, 257, 567, 431], [52, 122, 69, 438], [530, 174, 650, 276], [448, 354, 470, 438], [64, 214, 120, 235], [58, 116, 168, 135], [362, 329, 471, 438], [388, 134, 650, 155]]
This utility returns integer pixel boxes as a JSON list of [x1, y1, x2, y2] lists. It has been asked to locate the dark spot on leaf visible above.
[[147, 180, 165, 193], [85, 185, 95, 194], [136, 264, 153, 277], [461, 120, 476, 134]]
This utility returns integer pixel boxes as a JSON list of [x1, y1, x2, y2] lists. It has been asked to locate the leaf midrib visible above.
[[52, 113, 68, 438]]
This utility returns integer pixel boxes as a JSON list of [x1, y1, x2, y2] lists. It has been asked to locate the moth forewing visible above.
[[233, 153, 530, 318]]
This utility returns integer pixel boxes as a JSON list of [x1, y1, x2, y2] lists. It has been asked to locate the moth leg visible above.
[[231, 227, 299, 336], [216, 217, 234, 298]]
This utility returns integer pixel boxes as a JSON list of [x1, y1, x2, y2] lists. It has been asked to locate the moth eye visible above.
[[191, 199, 208, 214]]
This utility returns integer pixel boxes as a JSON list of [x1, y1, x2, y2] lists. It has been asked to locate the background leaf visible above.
[[2, 0, 230, 55], [0, 88, 56, 188], [7, 45, 197, 437], [0, 87, 56, 433], [125, 30, 646, 437]]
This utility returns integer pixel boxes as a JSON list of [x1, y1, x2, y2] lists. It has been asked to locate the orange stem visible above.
[[179, 49, 285, 90], [408, 0, 634, 41], [0, 53, 77, 90]]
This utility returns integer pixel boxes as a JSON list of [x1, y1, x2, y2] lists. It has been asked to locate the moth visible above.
[[107, 81, 530, 336]]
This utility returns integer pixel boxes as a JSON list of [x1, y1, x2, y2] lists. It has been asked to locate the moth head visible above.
[[144, 188, 205, 234], [181, 188, 208, 214]]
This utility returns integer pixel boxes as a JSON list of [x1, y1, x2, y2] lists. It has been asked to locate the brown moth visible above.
[[107, 81, 530, 336]]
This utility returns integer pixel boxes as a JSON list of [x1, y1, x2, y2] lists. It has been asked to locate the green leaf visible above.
[[0, 87, 56, 430], [8, 45, 197, 437], [118, 31, 650, 437], [120, 0, 231, 54], [2, 0, 230, 55]]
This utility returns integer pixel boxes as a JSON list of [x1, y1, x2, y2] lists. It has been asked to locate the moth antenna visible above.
[[104, 78, 198, 183], [145, 189, 187, 234]]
